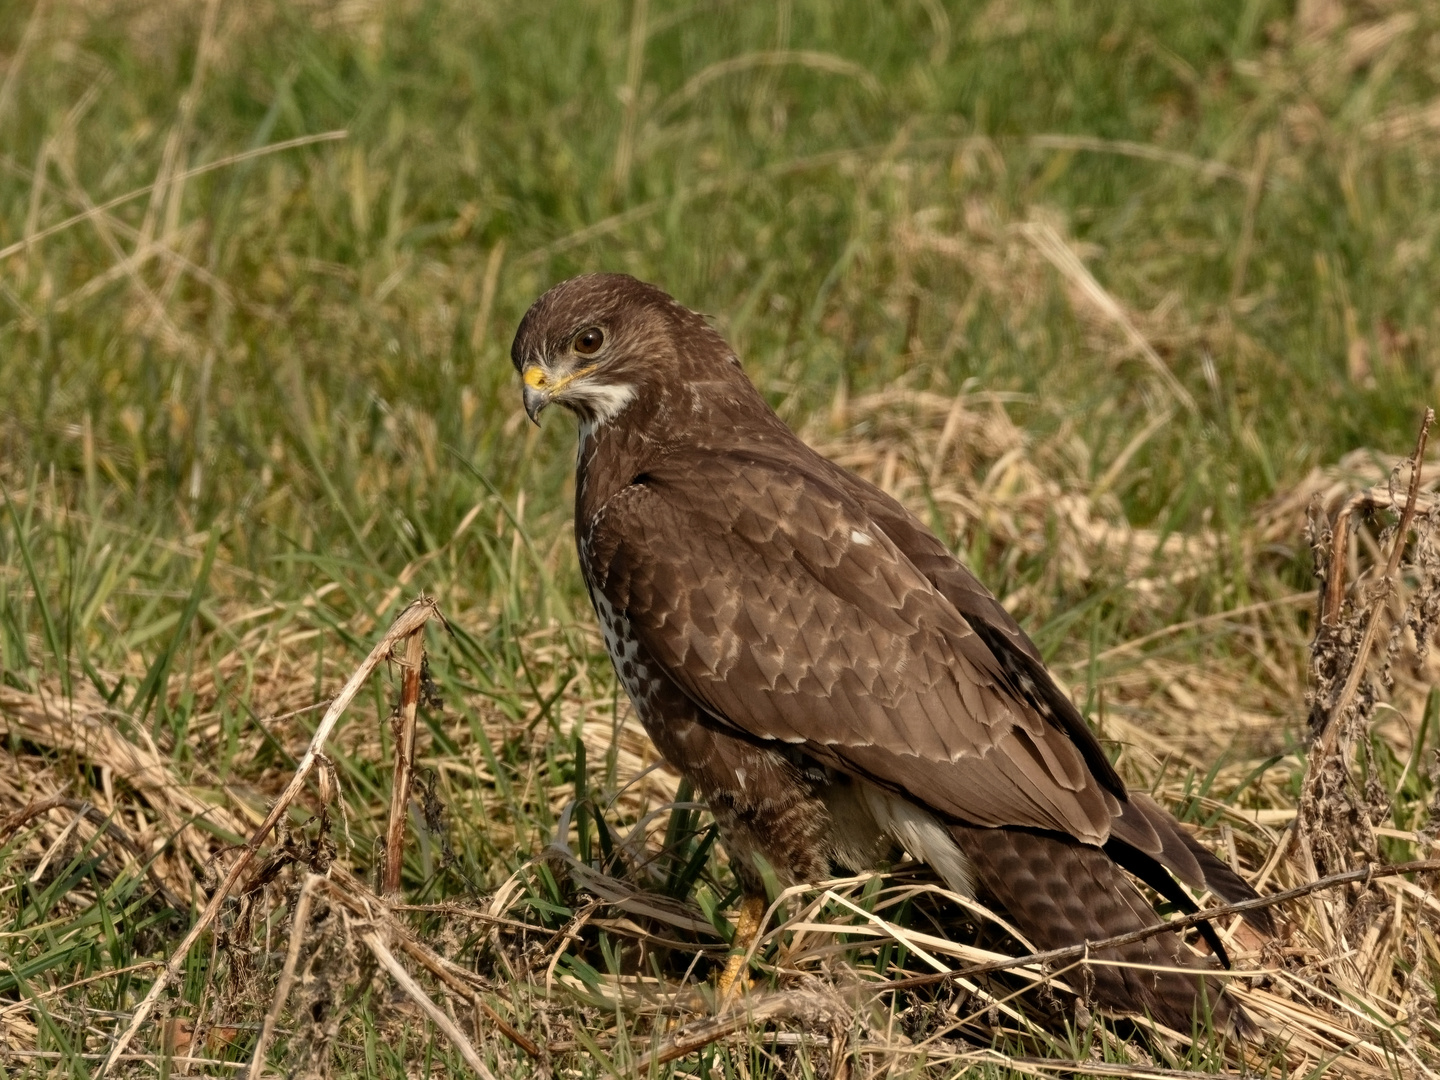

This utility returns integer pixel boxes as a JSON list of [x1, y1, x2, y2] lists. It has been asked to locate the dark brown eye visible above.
[[573, 327, 605, 356]]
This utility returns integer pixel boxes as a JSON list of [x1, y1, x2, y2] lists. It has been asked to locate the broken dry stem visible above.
[[360, 926, 499, 1080], [246, 872, 322, 1079], [634, 989, 851, 1074], [326, 865, 545, 1063], [97, 597, 441, 1077], [383, 627, 426, 895]]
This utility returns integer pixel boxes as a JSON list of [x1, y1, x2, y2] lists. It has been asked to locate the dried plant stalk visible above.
[[1313, 409, 1433, 748], [98, 597, 441, 1077], [359, 928, 498, 1080], [634, 989, 851, 1074], [1298, 407, 1434, 894], [383, 628, 426, 895], [327, 866, 544, 1063], [246, 872, 322, 1078]]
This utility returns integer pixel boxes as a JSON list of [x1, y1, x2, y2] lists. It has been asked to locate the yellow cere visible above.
[[523, 363, 596, 395]]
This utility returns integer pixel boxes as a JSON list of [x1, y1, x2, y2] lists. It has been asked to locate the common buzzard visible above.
[[511, 273, 1269, 1031]]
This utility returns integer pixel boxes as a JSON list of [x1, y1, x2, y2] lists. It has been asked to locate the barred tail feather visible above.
[[951, 824, 1248, 1034]]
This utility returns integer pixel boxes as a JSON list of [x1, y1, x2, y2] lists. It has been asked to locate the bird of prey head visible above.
[[514, 275, 701, 424], [512, 273, 758, 434]]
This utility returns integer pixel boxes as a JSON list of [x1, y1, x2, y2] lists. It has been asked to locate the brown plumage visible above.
[[511, 273, 1269, 1032]]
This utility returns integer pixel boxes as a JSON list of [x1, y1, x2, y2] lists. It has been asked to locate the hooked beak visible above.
[[520, 361, 600, 424], [521, 366, 550, 425]]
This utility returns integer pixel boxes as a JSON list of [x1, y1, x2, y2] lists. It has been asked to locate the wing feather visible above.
[[586, 450, 1119, 843]]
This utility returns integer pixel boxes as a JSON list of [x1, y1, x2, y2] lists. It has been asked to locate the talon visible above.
[[716, 894, 766, 1007]]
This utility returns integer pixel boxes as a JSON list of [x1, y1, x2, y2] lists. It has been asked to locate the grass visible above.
[[1, 0, 1439, 1075]]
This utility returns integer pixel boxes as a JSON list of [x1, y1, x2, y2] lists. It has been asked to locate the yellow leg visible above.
[[716, 894, 766, 1006]]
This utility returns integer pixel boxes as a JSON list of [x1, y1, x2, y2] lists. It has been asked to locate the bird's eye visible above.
[[573, 327, 605, 356]]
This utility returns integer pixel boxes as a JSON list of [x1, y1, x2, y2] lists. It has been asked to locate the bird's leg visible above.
[[716, 893, 766, 1005]]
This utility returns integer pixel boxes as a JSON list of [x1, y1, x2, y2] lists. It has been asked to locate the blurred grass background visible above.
[[2, 0, 1438, 1075]]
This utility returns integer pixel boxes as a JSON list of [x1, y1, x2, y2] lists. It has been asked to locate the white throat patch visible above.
[[572, 381, 637, 425]]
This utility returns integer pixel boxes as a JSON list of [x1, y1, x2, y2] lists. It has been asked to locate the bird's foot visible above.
[[715, 893, 766, 1008]]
